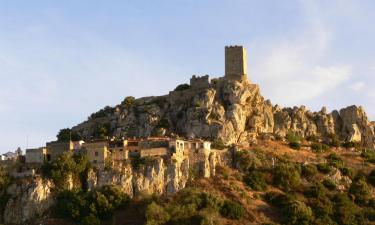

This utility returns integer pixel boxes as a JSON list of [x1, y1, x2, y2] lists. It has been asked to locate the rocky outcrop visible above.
[[72, 76, 375, 148], [88, 151, 226, 197], [4, 177, 53, 224]]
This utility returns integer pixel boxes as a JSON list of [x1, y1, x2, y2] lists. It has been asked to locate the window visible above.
[[95, 151, 98, 157], [93, 160, 97, 164]]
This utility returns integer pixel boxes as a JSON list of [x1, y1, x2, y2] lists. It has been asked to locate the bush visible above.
[[145, 202, 170, 225], [88, 106, 114, 119], [54, 185, 130, 224], [286, 132, 303, 143], [317, 163, 332, 174], [289, 141, 301, 150], [342, 141, 359, 149], [174, 84, 190, 91], [264, 192, 313, 225], [272, 163, 301, 192], [361, 150, 375, 163], [54, 190, 88, 221], [322, 179, 336, 191], [244, 170, 267, 191], [81, 214, 100, 225], [301, 164, 318, 179], [340, 167, 355, 179], [333, 193, 364, 225], [41, 152, 90, 191], [283, 200, 314, 225], [327, 153, 344, 169], [349, 176, 371, 205], [122, 96, 136, 107], [305, 183, 327, 198], [219, 200, 245, 219], [311, 142, 329, 153]]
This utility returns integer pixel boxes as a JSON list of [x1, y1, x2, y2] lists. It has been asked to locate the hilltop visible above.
[[0, 46, 374, 225]]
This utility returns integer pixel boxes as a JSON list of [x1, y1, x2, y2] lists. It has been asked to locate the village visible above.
[[0, 136, 223, 177]]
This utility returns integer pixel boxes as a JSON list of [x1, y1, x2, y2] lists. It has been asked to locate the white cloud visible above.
[[349, 81, 365, 91]]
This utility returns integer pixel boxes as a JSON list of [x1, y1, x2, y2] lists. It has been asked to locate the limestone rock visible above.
[[72, 76, 374, 148], [4, 177, 54, 224]]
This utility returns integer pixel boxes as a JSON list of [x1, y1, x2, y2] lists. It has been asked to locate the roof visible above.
[[3, 152, 16, 157]]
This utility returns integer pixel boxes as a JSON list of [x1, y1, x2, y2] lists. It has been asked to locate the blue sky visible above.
[[0, 0, 374, 153]]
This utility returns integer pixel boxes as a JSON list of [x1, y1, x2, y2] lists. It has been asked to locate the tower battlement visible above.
[[225, 45, 248, 81]]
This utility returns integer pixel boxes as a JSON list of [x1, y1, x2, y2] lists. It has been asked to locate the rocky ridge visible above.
[[73, 76, 375, 148]]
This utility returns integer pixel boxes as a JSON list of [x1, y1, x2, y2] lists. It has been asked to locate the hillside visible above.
[[72, 74, 375, 149], [1, 46, 374, 225], [31, 139, 375, 225]]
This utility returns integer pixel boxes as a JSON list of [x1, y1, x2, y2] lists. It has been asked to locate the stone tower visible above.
[[225, 46, 248, 81]]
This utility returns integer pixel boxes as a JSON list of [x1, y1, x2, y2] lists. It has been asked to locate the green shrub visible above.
[[54, 185, 129, 224], [244, 170, 267, 191], [145, 202, 170, 225], [349, 176, 371, 205], [41, 152, 90, 191], [333, 193, 364, 225], [322, 179, 336, 191], [283, 200, 314, 225], [122, 96, 136, 107], [301, 164, 318, 179], [54, 190, 88, 221], [327, 153, 344, 169], [289, 141, 301, 150], [311, 142, 329, 153], [342, 141, 359, 149], [286, 132, 303, 143], [340, 167, 355, 179], [305, 183, 327, 198], [317, 163, 332, 174], [308, 195, 334, 223], [361, 150, 375, 164], [272, 163, 301, 192], [174, 84, 190, 91], [81, 214, 100, 225], [220, 200, 245, 219]]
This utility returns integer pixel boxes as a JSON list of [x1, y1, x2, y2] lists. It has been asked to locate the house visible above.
[[138, 138, 170, 157], [25, 147, 49, 164], [46, 141, 74, 161], [82, 140, 110, 166], [1, 152, 18, 161], [108, 139, 128, 161]]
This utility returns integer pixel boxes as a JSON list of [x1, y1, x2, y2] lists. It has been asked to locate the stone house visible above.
[[25, 147, 48, 164], [82, 140, 110, 166], [46, 141, 74, 161]]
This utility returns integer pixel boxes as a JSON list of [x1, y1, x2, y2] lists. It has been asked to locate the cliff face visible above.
[[73, 77, 375, 148], [88, 149, 229, 197], [4, 177, 54, 224], [3, 149, 229, 224]]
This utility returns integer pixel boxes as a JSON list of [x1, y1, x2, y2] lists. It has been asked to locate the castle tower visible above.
[[225, 46, 248, 81]]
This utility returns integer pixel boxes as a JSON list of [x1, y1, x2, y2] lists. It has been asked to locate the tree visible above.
[[56, 128, 81, 142], [174, 84, 190, 91]]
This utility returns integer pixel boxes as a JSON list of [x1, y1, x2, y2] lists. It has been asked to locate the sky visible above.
[[0, 0, 374, 153]]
